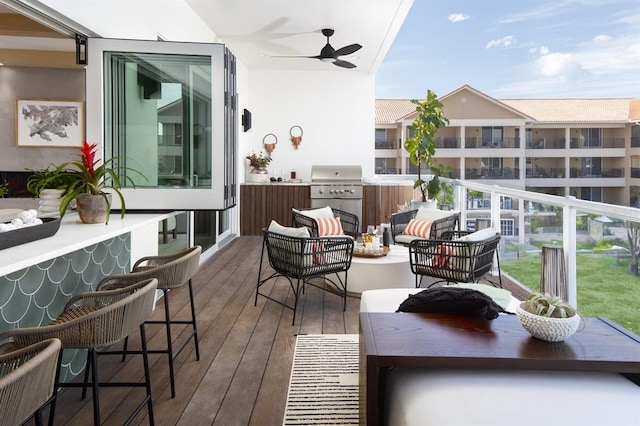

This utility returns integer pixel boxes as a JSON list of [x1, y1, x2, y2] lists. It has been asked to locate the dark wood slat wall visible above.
[[362, 185, 414, 229], [240, 185, 310, 235]]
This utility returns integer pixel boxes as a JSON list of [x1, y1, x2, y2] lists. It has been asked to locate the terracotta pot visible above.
[[75, 194, 112, 224]]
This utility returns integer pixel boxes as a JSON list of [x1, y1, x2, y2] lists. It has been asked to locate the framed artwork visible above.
[[15, 99, 84, 147]]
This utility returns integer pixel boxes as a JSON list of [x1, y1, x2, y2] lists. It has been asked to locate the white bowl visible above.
[[516, 302, 580, 342]]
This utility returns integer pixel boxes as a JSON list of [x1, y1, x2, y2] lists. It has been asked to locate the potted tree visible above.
[[515, 292, 582, 341], [58, 141, 144, 224], [404, 90, 449, 209]]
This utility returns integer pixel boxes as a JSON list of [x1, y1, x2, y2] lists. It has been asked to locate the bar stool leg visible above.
[[161, 288, 177, 398], [188, 279, 200, 361], [140, 323, 155, 425]]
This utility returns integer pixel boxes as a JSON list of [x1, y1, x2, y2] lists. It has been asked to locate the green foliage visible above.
[[523, 292, 577, 318], [0, 180, 8, 198], [26, 164, 76, 197], [404, 90, 449, 201]]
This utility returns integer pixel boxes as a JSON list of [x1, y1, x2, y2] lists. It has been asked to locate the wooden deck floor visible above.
[[47, 236, 529, 426]]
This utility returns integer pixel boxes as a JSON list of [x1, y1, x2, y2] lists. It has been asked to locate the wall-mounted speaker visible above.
[[242, 108, 252, 132]]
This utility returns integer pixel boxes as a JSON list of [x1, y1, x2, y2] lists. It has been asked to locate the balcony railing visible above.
[[465, 167, 520, 180], [465, 137, 521, 149], [526, 167, 565, 178], [446, 177, 640, 312], [375, 139, 400, 149], [569, 167, 625, 178], [526, 138, 565, 149], [569, 138, 625, 149]]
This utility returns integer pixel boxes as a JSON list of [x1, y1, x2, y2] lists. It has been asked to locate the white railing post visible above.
[[563, 198, 578, 306]]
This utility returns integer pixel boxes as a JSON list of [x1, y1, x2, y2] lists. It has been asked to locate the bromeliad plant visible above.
[[58, 141, 144, 223], [523, 292, 578, 318]]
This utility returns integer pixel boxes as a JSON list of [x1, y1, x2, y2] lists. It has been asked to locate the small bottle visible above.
[[290, 169, 297, 180], [383, 226, 391, 247]]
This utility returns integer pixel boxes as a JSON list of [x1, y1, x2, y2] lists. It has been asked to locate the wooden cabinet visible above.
[[240, 183, 413, 236], [362, 185, 414, 228], [240, 185, 310, 236]]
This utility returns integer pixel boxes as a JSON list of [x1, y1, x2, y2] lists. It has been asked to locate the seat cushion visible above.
[[386, 368, 640, 426], [292, 206, 334, 219], [454, 227, 497, 242], [394, 234, 422, 245], [268, 220, 310, 237], [415, 207, 458, 222]]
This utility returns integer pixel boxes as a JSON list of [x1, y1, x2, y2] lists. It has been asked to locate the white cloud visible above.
[[535, 52, 587, 79], [448, 13, 470, 23], [593, 34, 612, 42], [485, 35, 517, 49]]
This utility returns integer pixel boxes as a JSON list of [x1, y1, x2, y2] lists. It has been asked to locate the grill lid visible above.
[[310, 165, 363, 183]]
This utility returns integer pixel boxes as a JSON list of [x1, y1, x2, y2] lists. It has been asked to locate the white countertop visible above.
[[0, 212, 180, 277]]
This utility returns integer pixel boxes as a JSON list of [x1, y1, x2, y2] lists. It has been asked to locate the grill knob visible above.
[[319, 189, 324, 194]]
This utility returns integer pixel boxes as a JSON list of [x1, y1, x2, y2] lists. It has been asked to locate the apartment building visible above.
[[376, 85, 640, 232]]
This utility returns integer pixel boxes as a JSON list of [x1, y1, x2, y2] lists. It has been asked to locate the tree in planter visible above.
[[404, 90, 449, 202]]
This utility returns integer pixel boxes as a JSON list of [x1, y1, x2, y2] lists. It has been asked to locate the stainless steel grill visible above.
[[310, 165, 363, 225]]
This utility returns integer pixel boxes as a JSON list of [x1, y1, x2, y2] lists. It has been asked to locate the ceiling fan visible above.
[[273, 28, 362, 68]]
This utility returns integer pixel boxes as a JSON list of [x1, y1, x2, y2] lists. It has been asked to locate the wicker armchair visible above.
[[292, 207, 360, 238], [0, 338, 61, 426], [390, 209, 460, 246], [97, 245, 202, 398], [409, 230, 502, 288], [255, 229, 354, 324], [0, 278, 158, 426]]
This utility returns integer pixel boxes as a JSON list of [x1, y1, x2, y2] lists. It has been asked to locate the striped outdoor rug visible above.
[[283, 334, 359, 425]]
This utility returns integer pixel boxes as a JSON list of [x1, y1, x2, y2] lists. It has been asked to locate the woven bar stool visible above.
[[0, 338, 61, 426], [0, 278, 158, 426], [98, 245, 202, 398]]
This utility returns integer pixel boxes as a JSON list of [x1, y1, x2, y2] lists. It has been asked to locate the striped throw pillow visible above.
[[402, 219, 432, 238], [316, 217, 344, 236]]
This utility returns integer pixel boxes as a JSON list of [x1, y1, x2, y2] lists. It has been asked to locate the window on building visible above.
[[482, 126, 503, 147], [500, 219, 514, 236], [580, 128, 603, 147]]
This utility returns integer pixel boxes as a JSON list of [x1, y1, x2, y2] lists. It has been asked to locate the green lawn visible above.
[[501, 253, 640, 335]]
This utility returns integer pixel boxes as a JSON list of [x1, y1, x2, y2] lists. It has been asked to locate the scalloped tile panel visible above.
[[0, 234, 131, 381]]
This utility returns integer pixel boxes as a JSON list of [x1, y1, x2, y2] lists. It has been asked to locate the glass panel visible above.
[[194, 210, 217, 251], [103, 52, 212, 189]]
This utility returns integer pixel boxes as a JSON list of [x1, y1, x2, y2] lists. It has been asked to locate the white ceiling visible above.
[[0, 0, 413, 73]]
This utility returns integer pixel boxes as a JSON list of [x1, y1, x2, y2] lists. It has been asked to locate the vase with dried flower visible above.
[[246, 151, 272, 183]]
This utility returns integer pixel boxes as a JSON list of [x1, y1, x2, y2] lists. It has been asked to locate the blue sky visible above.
[[376, 0, 640, 99]]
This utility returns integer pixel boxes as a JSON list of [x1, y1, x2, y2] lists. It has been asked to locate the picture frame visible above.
[[15, 99, 84, 147]]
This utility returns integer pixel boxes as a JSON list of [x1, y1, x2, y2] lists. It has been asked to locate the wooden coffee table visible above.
[[359, 312, 640, 426]]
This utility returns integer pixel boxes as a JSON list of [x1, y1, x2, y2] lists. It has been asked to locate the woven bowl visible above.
[[516, 302, 580, 342]]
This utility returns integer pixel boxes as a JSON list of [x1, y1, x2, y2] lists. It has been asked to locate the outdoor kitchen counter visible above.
[[240, 183, 415, 236]]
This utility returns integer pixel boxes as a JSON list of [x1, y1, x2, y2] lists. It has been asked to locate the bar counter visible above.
[[0, 211, 179, 277], [0, 211, 180, 380]]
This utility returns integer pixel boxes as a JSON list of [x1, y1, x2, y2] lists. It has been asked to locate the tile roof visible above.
[[375, 86, 637, 124], [375, 99, 416, 123], [500, 98, 632, 123]]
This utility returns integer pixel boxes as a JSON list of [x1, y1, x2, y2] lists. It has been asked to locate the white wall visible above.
[[243, 70, 375, 182]]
